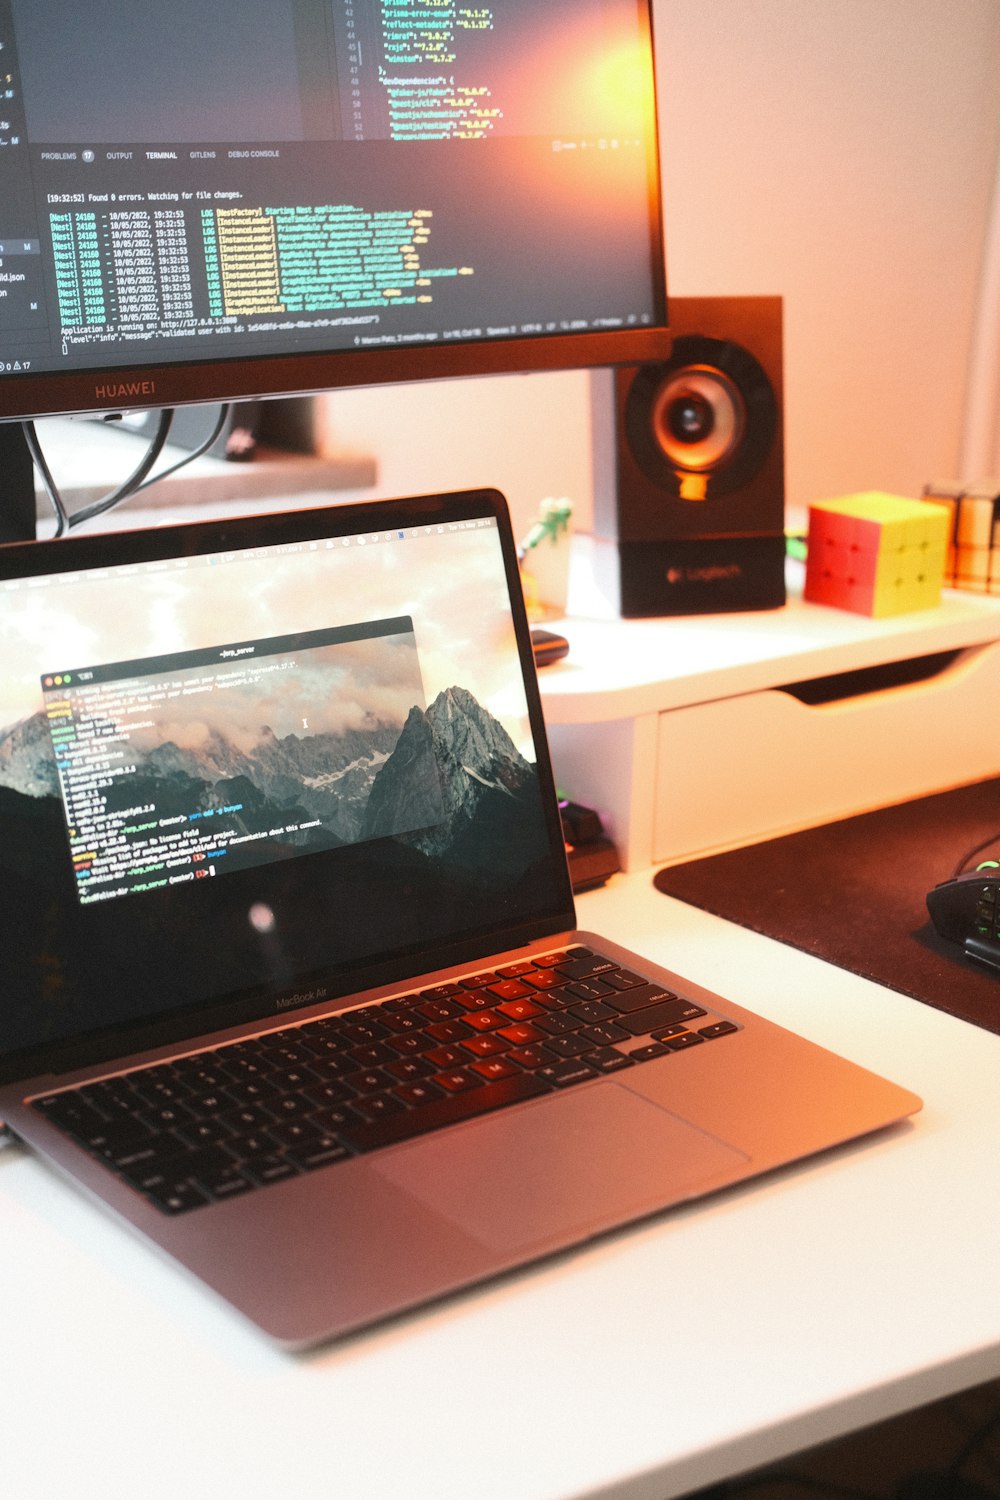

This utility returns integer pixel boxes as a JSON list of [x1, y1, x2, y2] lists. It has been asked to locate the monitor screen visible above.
[[0, 0, 669, 422]]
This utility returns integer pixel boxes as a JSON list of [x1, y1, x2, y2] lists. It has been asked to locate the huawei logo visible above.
[[93, 379, 156, 401]]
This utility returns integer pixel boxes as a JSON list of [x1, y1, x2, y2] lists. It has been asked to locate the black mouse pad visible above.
[[653, 777, 1000, 1035]]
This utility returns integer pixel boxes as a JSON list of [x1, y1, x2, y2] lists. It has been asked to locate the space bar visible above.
[[338, 1072, 551, 1153]]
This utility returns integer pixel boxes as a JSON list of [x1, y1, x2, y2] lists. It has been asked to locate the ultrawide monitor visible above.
[[0, 0, 669, 422]]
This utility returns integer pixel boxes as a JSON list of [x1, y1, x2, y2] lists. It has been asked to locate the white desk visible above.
[[5, 870, 1000, 1500], [542, 553, 1000, 870]]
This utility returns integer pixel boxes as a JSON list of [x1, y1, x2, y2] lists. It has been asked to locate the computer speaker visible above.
[[591, 294, 786, 615]]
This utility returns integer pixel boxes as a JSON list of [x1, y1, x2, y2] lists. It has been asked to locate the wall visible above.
[[314, 0, 1000, 538]]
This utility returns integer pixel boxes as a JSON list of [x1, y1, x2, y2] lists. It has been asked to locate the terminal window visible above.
[[42, 618, 444, 906]]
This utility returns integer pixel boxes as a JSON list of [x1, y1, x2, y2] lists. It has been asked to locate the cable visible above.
[[945, 1403, 1000, 1483], [21, 419, 70, 538], [65, 408, 175, 530], [128, 403, 230, 497], [22, 404, 233, 538], [951, 833, 1000, 879]]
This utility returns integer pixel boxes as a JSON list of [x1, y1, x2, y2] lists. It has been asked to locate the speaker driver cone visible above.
[[625, 332, 777, 501], [652, 365, 746, 474]]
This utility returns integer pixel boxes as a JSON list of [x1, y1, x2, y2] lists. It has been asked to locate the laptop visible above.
[[0, 487, 920, 1348]]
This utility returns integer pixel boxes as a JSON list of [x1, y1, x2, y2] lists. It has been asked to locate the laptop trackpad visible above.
[[374, 1082, 748, 1255]]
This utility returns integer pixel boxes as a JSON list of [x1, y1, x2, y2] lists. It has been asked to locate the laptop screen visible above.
[[0, 489, 573, 1079]]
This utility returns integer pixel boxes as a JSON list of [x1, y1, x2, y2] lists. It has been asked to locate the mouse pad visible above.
[[654, 777, 1000, 1036]]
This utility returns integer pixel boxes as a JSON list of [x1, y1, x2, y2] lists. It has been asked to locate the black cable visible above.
[[21, 419, 70, 538], [951, 833, 1000, 879], [21, 404, 233, 537], [127, 403, 230, 498], [65, 408, 175, 529], [945, 1403, 1000, 1482]]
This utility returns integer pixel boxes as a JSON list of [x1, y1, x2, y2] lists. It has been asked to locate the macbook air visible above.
[[0, 487, 921, 1347]]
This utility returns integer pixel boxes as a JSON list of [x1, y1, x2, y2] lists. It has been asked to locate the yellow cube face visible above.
[[805, 492, 947, 616]]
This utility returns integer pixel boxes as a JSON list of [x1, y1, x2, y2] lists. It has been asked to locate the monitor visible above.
[[0, 0, 669, 432]]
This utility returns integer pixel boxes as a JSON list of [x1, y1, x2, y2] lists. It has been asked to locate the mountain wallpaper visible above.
[[0, 681, 546, 885]]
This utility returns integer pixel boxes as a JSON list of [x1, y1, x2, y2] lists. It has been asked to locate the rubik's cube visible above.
[[804, 491, 948, 617]]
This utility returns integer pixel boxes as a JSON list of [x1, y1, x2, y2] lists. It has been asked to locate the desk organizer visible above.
[[647, 641, 1000, 865], [541, 554, 1000, 871]]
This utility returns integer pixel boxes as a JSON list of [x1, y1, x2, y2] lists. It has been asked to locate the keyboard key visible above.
[[425, 1044, 465, 1070], [303, 1080, 358, 1109], [553, 954, 618, 982], [33, 1093, 113, 1141], [563, 979, 617, 1002], [419, 982, 467, 1000], [601, 969, 648, 992], [538, 1059, 598, 1088], [415, 998, 465, 1022], [567, 999, 618, 1024], [469, 1057, 521, 1082], [143, 1179, 212, 1215], [454, 988, 499, 1011], [506, 1044, 555, 1069], [348, 1042, 396, 1068], [616, 997, 708, 1035], [240, 1153, 300, 1187], [663, 1031, 705, 1051], [496, 997, 545, 1021], [392, 1081, 445, 1108], [345, 1068, 394, 1095], [432, 1069, 484, 1093], [284, 1137, 353, 1171], [380, 1011, 423, 1034], [463, 1009, 507, 1032], [533, 949, 577, 967], [386, 1033, 436, 1056], [383, 1056, 434, 1083], [353, 1093, 407, 1123], [520, 968, 565, 990], [579, 1021, 630, 1047], [334, 1070, 549, 1153], [545, 1033, 593, 1058], [527, 988, 574, 1011], [485, 978, 534, 1001], [534, 1011, 578, 1036], [581, 1047, 633, 1073], [497, 1021, 544, 1046], [460, 1034, 509, 1058]]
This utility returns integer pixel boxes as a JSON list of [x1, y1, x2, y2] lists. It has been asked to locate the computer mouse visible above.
[[926, 868, 1000, 968]]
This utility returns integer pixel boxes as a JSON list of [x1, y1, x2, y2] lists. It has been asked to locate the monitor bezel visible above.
[[0, 0, 671, 424], [0, 323, 673, 423]]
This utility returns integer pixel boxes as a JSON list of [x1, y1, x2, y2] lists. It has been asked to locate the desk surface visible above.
[[5, 870, 1000, 1500]]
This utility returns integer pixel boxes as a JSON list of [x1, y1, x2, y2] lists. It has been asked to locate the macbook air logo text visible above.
[[275, 987, 325, 1011]]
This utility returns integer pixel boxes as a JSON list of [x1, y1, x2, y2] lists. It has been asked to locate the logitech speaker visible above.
[[592, 295, 786, 615]]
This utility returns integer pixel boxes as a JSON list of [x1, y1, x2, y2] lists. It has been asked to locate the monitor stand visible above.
[[0, 426, 36, 543]]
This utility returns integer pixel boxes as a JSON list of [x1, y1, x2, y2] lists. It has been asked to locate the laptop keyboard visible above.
[[31, 945, 738, 1215]]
